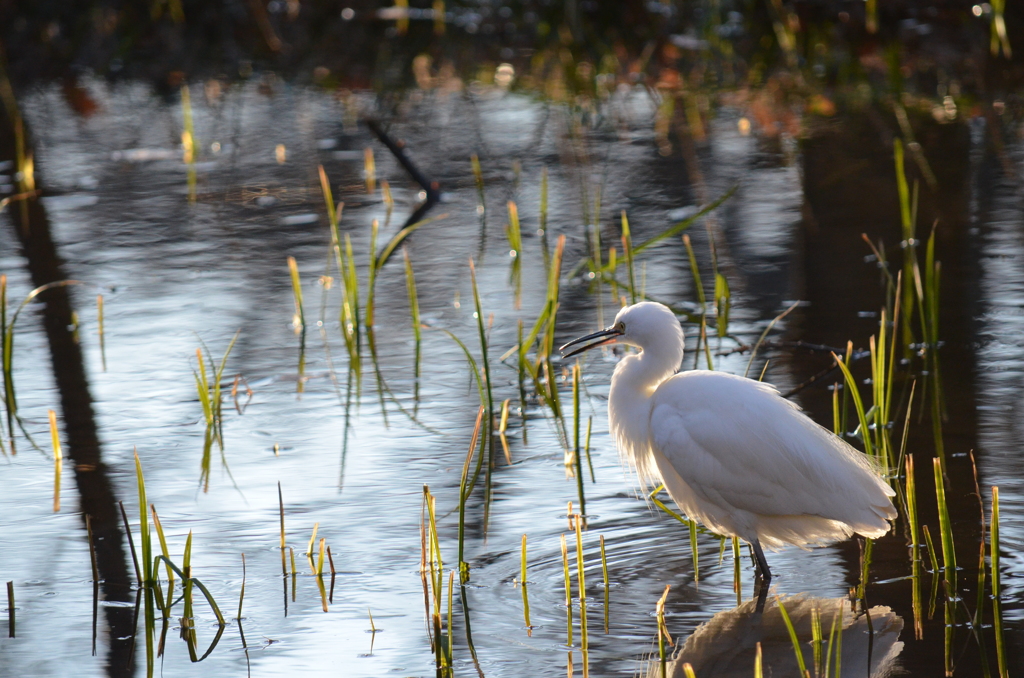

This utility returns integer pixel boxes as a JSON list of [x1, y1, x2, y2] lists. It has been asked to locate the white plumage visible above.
[[561, 301, 897, 577]]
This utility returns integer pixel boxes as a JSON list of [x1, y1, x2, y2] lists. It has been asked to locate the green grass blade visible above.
[[832, 352, 875, 458], [992, 486, 1007, 678], [376, 213, 450, 271], [632, 186, 737, 255], [682, 234, 706, 306], [776, 596, 808, 676], [714, 272, 730, 338], [621, 211, 637, 304], [134, 450, 152, 584], [933, 458, 956, 591]]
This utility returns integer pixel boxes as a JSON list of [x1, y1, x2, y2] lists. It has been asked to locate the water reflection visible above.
[[1, 51, 1022, 675], [1, 99, 135, 677], [653, 595, 903, 678]]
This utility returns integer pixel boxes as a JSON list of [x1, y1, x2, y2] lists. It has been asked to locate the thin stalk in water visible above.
[[992, 486, 1007, 678], [655, 585, 672, 678], [182, 531, 195, 645], [287, 256, 306, 393], [48, 410, 61, 512], [381, 180, 394, 221], [499, 399, 512, 465], [906, 453, 923, 638], [97, 294, 106, 372], [933, 458, 956, 592], [561, 533, 573, 647], [539, 166, 549, 269], [520, 534, 531, 635], [776, 596, 808, 676], [574, 515, 588, 651], [732, 537, 741, 603], [600, 534, 609, 634], [620, 211, 637, 304], [811, 605, 823, 677], [237, 554, 246, 620], [402, 247, 422, 403], [150, 506, 175, 608], [858, 538, 873, 600], [135, 450, 152, 584], [468, 259, 495, 529], [181, 85, 197, 203], [682, 234, 706, 309], [506, 200, 523, 309], [364, 147, 376, 194], [0, 274, 8, 455], [457, 407, 485, 579], [306, 522, 319, 561], [572, 362, 586, 517], [584, 416, 594, 483], [471, 154, 485, 219], [832, 352, 875, 458], [517, 319, 527, 442]]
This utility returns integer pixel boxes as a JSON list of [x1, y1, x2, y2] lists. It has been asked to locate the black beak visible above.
[[559, 327, 623, 359]]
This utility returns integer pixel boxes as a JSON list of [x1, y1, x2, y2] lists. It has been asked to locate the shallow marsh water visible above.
[[1, 78, 1023, 678]]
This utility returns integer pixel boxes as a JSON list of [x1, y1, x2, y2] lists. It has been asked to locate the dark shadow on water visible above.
[[0, 106, 135, 678]]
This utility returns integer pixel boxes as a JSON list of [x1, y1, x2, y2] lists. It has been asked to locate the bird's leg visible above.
[[753, 576, 770, 613], [751, 539, 772, 582]]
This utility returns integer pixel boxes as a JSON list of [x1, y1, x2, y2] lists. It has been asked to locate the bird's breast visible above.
[[608, 371, 658, 484]]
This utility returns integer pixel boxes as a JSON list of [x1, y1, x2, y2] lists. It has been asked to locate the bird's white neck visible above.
[[608, 343, 683, 484]]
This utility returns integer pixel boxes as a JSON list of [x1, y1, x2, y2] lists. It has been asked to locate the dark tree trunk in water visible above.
[[0, 103, 136, 678]]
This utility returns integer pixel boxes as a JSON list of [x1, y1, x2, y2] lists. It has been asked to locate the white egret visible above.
[[560, 301, 897, 581]]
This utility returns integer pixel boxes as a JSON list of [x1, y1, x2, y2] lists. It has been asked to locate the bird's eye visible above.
[[617, 322, 625, 332]]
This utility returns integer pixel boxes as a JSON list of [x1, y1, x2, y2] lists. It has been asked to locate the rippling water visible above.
[[0, 78, 1021, 676]]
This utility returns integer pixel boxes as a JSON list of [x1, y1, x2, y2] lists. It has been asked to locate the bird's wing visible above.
[[649, 371, 893, 525]]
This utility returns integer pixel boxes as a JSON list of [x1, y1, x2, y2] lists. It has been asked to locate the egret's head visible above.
[[559, 302, 684, 358]]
